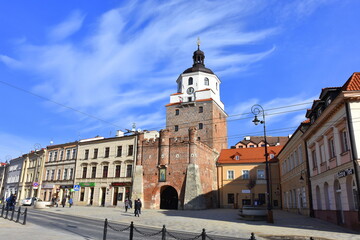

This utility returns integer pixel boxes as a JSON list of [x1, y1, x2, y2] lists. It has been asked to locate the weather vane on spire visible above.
[[197, 37, 201, 49]]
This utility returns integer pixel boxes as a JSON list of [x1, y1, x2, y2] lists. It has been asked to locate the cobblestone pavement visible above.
[[0, 206, 359, 240]]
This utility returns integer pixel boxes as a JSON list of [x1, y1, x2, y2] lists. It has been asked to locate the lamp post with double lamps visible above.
[[251, 104, 274, 223]]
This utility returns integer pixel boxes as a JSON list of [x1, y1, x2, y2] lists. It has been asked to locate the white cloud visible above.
[[0, 55, 21, 68], [0, 133, 40, 161], [49, 10, 85, 41]]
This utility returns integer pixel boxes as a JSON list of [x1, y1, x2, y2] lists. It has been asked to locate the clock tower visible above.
[[166, 41, 228, 152]]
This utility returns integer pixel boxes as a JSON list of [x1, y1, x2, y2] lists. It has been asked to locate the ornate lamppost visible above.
[[251, 104, 274, 223]]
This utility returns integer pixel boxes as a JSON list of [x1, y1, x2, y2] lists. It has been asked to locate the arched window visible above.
[[204, 77, 209, 86], [316, 185, 322, 210], [346, 176, 358, 210], [188, 77, 193, 85]]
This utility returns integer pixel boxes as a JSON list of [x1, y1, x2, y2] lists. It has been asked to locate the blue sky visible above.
[[1, 0, 360, 161]]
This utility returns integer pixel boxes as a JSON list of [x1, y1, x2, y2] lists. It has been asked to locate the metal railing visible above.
[[0, 204, 28, 225], [103, 218, 259, 240]]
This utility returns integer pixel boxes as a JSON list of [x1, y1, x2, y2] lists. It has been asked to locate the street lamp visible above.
[[251, 104, 274, 223]]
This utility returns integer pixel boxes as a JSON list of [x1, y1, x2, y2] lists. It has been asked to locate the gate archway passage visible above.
[[160, 186, 178, 209]]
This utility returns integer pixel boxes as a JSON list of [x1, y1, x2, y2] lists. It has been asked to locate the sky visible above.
[[1, 0, 360, 161]]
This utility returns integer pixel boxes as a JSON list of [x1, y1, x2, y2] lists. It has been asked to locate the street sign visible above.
[[33, 182, 39, 189], [73, 185, 81, 191]]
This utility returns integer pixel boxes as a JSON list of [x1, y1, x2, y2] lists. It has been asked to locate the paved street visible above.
[[0, 206, 359, 240]]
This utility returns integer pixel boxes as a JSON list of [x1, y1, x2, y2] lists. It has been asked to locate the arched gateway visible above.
[[160, 186, 178, 209]]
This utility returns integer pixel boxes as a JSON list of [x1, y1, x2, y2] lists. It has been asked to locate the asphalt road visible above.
[[26, 208, 243, 240]]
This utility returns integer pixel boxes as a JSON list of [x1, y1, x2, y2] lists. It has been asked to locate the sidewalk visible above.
[[39, 206, 359, 240]]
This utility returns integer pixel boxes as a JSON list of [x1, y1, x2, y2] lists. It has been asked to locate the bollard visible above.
[[249, 232, 256, 240], [103, 218, 108, 240], [1, 205, 4, 217], [10, 207, 15, 221], [161, 225, 166, 240], [16, 207, 21, 222], [129, 221, 134, 240], [201, 228, 206, 240], [23, 208, 27, 225]]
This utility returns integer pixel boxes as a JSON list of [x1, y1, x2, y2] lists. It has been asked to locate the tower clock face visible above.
[[187, 87, 195, 94]]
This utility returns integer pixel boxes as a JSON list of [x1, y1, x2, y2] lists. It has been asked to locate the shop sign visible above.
[[42, 184, 54, 189], [79, 182, 95, 187], [242, 189, 251, 194], [60, 185, 73, 189], [337, 168, 354, 178], [111, 182, 131, 187]]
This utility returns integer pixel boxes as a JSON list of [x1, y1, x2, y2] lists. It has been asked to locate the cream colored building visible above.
[[217, 146, 282, 209], [303, 73, 360, 231], [74, 134, 136, 207], [19, 149, 47, 200], [40, 142, 78, 202], [278, 121, 312, 216]]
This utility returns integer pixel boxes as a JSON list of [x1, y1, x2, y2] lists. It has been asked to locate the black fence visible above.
[[0, 204, 28, 225], [103, 218, 259, 240]]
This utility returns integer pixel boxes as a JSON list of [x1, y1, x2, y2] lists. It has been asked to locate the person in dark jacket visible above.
[[137, 198, 142, 214], [61, 197, 66, 207], [134, 199, 140, 217]]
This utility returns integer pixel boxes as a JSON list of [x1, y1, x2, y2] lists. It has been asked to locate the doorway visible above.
[[160, 186, 178, 209], [101, 187, 106, 207], [113, 187, 118, 206], [89, 187, 94, 205]]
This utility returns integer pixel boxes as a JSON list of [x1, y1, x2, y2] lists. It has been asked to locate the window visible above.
[[198, 123, 203, 129], [216, 82, 218, 90], [126, 165, 132, 177], [328, 138, 336, 158], [353, 180, 359, 210], [49, 152, 53, 162], [115, 165, 121, 178], [270, 154, 274, 159], [84, 149, 89, 160], [117, 146, 122, 157], [93, 149, 98, 159], [341, 130, 349, 152], [60, 150, 64, 160], [257, 170, 265, 179], [46, 170, 50, 180], [311, 150, 317, 169], [91, 166, 96, 178], [188, 77, 193, 85], [235, 155, 239, 160], [54, 151, 58, 161], [57, 169, 61, 180], [175, 125, 179, 132], [72, 149, 77, 159], [199, 106, 203, 113], [51, 170, 55, 180], [128, 145, 134, 156], [320, 144, 325, 163], [175, 109, 179, 115], [69, 168, 73, 179], [105, 147, 110, 158], [159, 168, 166, 182], [82, 167, 87, 178], [63, 169, 68, 180], [227, 170, 234, 180], [227, 193, 234, 204], [204, 77, 209, 86], [103, 166, 108, 178], [242, 170, 249, 179], [66, 149, 71, 160], [188, 97, 192, 102]]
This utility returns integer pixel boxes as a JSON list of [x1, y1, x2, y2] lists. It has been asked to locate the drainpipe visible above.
[[304, 141, 315, 218], [345, 102, 360, 221]]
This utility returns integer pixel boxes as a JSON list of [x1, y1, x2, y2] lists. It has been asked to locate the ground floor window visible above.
[[242, 199, 251, 206], [80, 188, 85, 201], [227, 193, 234, 204]]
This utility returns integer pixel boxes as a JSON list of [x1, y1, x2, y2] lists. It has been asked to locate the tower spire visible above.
[[197, 37, 201, 50]]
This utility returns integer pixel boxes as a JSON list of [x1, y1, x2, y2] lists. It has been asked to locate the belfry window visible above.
[[204, 77, 209, 86], [188, 77, 193, 85]]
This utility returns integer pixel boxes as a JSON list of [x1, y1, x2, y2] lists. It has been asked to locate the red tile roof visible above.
[[342, 72, 360, 91], [218, 146, 283, 164]]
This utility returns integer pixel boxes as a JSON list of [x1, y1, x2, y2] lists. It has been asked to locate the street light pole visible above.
[[251, 104, 274, 223]]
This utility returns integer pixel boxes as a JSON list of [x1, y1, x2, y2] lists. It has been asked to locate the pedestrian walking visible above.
[[125, 198, 129, 212], [69, 197, 73, 208], [134, 199, 140, 217], [137, 198, 142, 214], [61, 197, 66, 208], [129, 199, 132, 209]]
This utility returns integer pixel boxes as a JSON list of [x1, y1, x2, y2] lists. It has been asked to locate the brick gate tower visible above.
[[132, 41, 228, 210]]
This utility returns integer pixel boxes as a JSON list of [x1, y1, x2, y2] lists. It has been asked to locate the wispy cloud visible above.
[[0, 55, 22, 68], [49, 10, 86, 41]]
